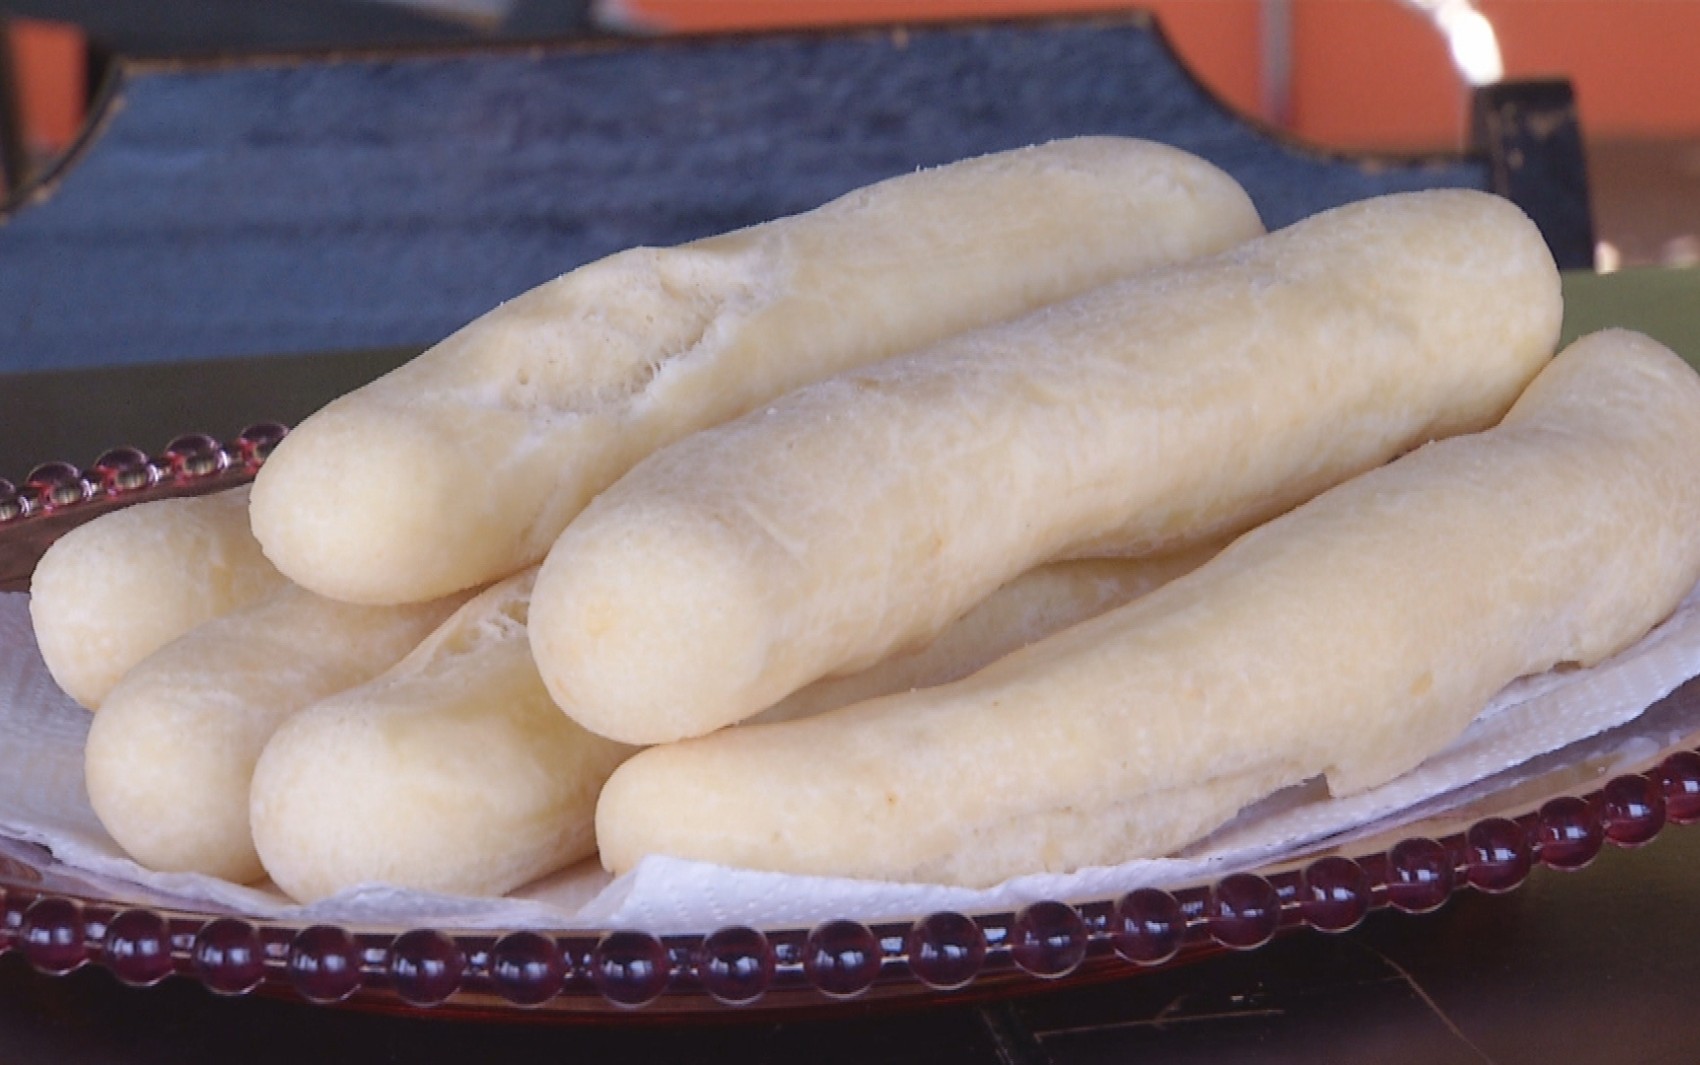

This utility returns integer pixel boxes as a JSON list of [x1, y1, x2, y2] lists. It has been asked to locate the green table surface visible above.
[[1560, 267, 1700, 362]]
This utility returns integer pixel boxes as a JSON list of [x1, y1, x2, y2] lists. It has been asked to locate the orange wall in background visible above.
[[609, 0, 1700, 150], [1141, 0, 1262, 127], [8, 3, 1700, 157], [7, 18, 85, 155], [1289, 0, 1463, 149], [1287, 0, 1700, 149], [1488, 0, 1700, 141]]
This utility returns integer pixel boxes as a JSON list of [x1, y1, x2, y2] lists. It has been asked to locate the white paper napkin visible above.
[[3, 585, 1698, 933]]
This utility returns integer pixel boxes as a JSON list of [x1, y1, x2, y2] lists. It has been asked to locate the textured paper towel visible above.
[[3, 586, 1700, 933]]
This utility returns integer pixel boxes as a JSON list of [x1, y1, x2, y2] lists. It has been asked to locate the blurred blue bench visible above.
[[0, 13, 1592, 372]]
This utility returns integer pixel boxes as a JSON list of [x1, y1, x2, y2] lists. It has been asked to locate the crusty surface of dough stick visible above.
[[248, 138, 1264, 605], [249, 570, 635, 903], [29, 487, 286, 710], [596, 331, 1700, 885], [84, 585, 466, 883], [533, 189, 1563, 745]]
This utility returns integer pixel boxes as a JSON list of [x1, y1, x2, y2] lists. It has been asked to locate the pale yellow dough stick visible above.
[[249, 137, 1264, 605], [531, 189, 1563, 746], [248, 548, 1213, 903], [29, 487, 287, 710], [595, 331, 1700, 887], [84, 585, 467, 882]]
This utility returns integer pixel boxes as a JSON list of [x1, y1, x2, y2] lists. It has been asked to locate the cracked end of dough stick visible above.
[[248, 137, 1264, 605], [84, 583, 467, 883], [532, 188, 1563, 746], [595, 331, 1700, 886], [28, 486, 288, 710], [249, 569, 636, 903]]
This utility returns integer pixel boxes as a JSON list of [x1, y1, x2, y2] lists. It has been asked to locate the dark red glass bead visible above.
[[162, 433, 219, 455], [1301, 856, 1372, 933], [104, 909, 174, 987], [1110, 888, 1185, 964], [193, 918, 265, 995], [695, 925, 774, 1004], [24, 462, 87, 509], [489, 931, 565, 1007], [89, 447, 155, 492], [20, 897, 86, 975], [591, 931, 671, 1008], [905, 911, 986, 990], [1009, 901, 1088, 978], [388, 930, 465, 1008], [235, 423, 289, 464], [1657, 750, 1700, 824], [1601, 774, 1665, 846], [1465, 817, 1534, 893], [161, 433, 226, 477], [1537, 795, 1604, 870], [1385, 838, 1455, 913], [288, 925, 362, 1004], [1208, 874, 1281, 948], [24, 461, 81, 490], [802, 920, 883, 998]]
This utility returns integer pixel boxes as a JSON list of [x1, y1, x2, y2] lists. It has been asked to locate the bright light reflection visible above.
[[1406, 0, 1505, 86], [1595, 240, 1622, 274]]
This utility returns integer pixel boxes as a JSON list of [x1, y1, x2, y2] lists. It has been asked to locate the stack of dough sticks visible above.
[[28, 138, 1700, 908], [39, 137, 1266, 896]]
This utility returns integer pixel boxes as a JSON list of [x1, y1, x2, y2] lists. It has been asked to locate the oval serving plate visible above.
[[2, 426, 1699, 1019]]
